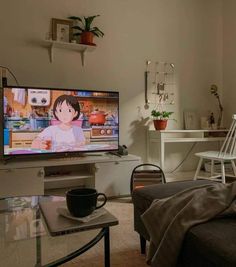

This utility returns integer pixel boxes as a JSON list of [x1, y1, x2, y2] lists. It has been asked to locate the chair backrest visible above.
[[219, 114, 236, 156]]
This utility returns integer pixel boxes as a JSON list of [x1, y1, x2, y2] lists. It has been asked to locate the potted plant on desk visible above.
[[68, 15, 104, 45], [151, 110, 174, 130]]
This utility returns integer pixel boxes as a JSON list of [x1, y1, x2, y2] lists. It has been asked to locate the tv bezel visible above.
[[1, 85, 119, 160]]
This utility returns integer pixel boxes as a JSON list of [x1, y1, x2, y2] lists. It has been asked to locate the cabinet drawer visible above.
[[11, 132, 39, 141], [95, 159, 141, 197], [12, 141, 24, 148], [23, 141, 33, 147], [0, 168, 44, 197], [12, 141, 33, 148]]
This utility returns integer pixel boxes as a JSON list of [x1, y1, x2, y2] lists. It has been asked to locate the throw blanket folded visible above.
[[142, 182, 236, 267]]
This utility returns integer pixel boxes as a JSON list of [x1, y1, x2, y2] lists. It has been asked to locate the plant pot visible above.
[[153, 120, 168, 130], [80, 32, 95, 45]]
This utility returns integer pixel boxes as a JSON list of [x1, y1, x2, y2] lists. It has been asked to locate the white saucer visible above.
[[57, 206, 106, 223]]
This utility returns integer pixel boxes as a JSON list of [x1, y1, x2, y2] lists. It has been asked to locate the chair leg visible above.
[[210, 159, 214, 178], [221, 160, 226, 184], [194, 158, 203, 180], [140, 235, 146, 254], [231, 160, 236, 177]]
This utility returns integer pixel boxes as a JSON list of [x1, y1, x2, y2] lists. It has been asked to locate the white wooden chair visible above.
[[194, 114, 236, 183]]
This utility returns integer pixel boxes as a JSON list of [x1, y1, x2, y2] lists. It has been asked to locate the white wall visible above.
[[223, 0, 236, 126], [0, 0, 223, 169]]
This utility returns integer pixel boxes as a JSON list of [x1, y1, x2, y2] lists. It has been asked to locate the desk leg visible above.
[[104, 227, 110, 267], [159, 136, 165, 171], [146, 130, 150, 163]]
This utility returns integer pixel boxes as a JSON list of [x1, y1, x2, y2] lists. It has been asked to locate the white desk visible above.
[[147, 129, 228, 171]]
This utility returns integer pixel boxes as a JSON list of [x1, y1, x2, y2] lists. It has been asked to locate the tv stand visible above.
[[0, 154, 141, 198], [2, 157, 12, 165], [107, 151, 122, 157]]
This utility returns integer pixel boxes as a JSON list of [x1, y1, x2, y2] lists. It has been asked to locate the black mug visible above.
[[66, 188, 107, 217]]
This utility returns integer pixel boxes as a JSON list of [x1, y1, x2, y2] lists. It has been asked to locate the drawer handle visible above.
[[38, 169, 45, 177], [94, 164, 100, 172]]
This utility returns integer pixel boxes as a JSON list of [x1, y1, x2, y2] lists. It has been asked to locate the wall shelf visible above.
[[44, 40, 96, 66]]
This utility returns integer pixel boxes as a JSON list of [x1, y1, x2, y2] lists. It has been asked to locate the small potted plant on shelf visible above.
[[68, 15, 104, 46], [151, 110, 174, 130]]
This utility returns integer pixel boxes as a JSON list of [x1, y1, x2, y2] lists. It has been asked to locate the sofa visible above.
[[132, 180, 236, 267]]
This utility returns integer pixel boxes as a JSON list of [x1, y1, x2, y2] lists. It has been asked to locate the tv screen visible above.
[[2, 86, 119, 158]]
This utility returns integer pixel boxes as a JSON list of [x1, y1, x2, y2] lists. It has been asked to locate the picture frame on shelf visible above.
[[184, 111, 198, 130], [52, 18, 73, 42]]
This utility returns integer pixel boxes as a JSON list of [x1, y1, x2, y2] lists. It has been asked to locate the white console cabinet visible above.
[[95, 158, 141, 197], [0, 154, 141, 198]]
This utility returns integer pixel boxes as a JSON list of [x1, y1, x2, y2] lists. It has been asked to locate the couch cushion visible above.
[[132, 180, 216, 215], [132, 179, 236, 267], [179, 217, 236, 267]]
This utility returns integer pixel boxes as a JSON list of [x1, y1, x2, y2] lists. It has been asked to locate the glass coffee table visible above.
[[0, 196, 118, 267]]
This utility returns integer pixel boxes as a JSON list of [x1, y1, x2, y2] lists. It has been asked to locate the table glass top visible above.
[[0, 196, 103, 267]]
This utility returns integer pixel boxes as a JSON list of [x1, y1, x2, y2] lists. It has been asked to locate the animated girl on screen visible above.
[[31, 95, 86, 151]]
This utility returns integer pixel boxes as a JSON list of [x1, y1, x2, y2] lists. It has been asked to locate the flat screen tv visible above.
[[2, 86, 119, 159]]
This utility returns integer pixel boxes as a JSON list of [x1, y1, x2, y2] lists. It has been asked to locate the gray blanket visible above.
[[141, 182, 236, 267]]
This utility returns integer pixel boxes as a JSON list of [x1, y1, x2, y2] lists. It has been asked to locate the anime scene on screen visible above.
[[3, 87, 119, 155]]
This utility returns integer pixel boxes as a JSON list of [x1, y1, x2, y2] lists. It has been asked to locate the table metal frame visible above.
[[38, 227, 110, 267], [0, 196, 116, 267]]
